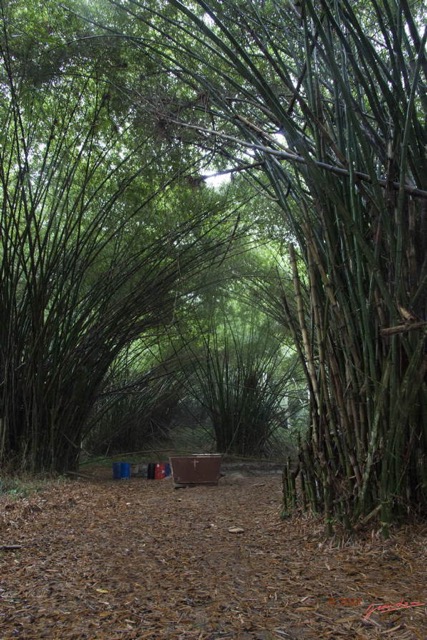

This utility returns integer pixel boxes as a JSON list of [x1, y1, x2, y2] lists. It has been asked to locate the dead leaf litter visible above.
[[0, 471, 426, 639]]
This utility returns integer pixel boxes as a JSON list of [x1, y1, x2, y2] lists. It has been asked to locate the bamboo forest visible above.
[[1, 2, 427, 638], [1, 0, 426, 530]]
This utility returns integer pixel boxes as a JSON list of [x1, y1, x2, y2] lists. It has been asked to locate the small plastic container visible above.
[[147, 462, 171, 479], [112, 462, 131, 480], [120, 462, 131, 479]]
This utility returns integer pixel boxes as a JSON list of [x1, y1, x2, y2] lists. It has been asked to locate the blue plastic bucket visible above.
[[120, 462, 131, 479], [112, 462, 131, 479]]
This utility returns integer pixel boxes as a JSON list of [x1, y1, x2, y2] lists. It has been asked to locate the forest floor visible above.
[[0, 465, 426, 640]]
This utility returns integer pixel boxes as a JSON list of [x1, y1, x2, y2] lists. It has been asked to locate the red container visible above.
[[169, 454, 222, 486], [154, 463, 166, 479]]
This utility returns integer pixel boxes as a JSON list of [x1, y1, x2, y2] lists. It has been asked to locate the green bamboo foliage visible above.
[[85, 348, 184, 456], [116, 0, 427, 530], [166, 315, 303, 457], [0, 19, 239, 473]]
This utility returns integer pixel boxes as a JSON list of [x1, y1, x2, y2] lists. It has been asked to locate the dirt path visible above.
[[0, 473, 426, 639]]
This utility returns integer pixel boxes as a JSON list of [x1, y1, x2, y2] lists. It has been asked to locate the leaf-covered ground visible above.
[[0, 470, 426, 639]]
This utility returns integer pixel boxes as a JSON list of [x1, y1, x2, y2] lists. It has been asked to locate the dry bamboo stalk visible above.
[[289, 243, 321, 443], [307, 244, 343, 470], [166, 119, 427, 199], [380, 321, 427, 336], [302, 221, 338, 308]]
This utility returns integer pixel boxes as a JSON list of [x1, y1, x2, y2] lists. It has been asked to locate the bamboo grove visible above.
[[0, 5, 245, 473], [1, 0, 426, 532], [106, 0, 427, 532]]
